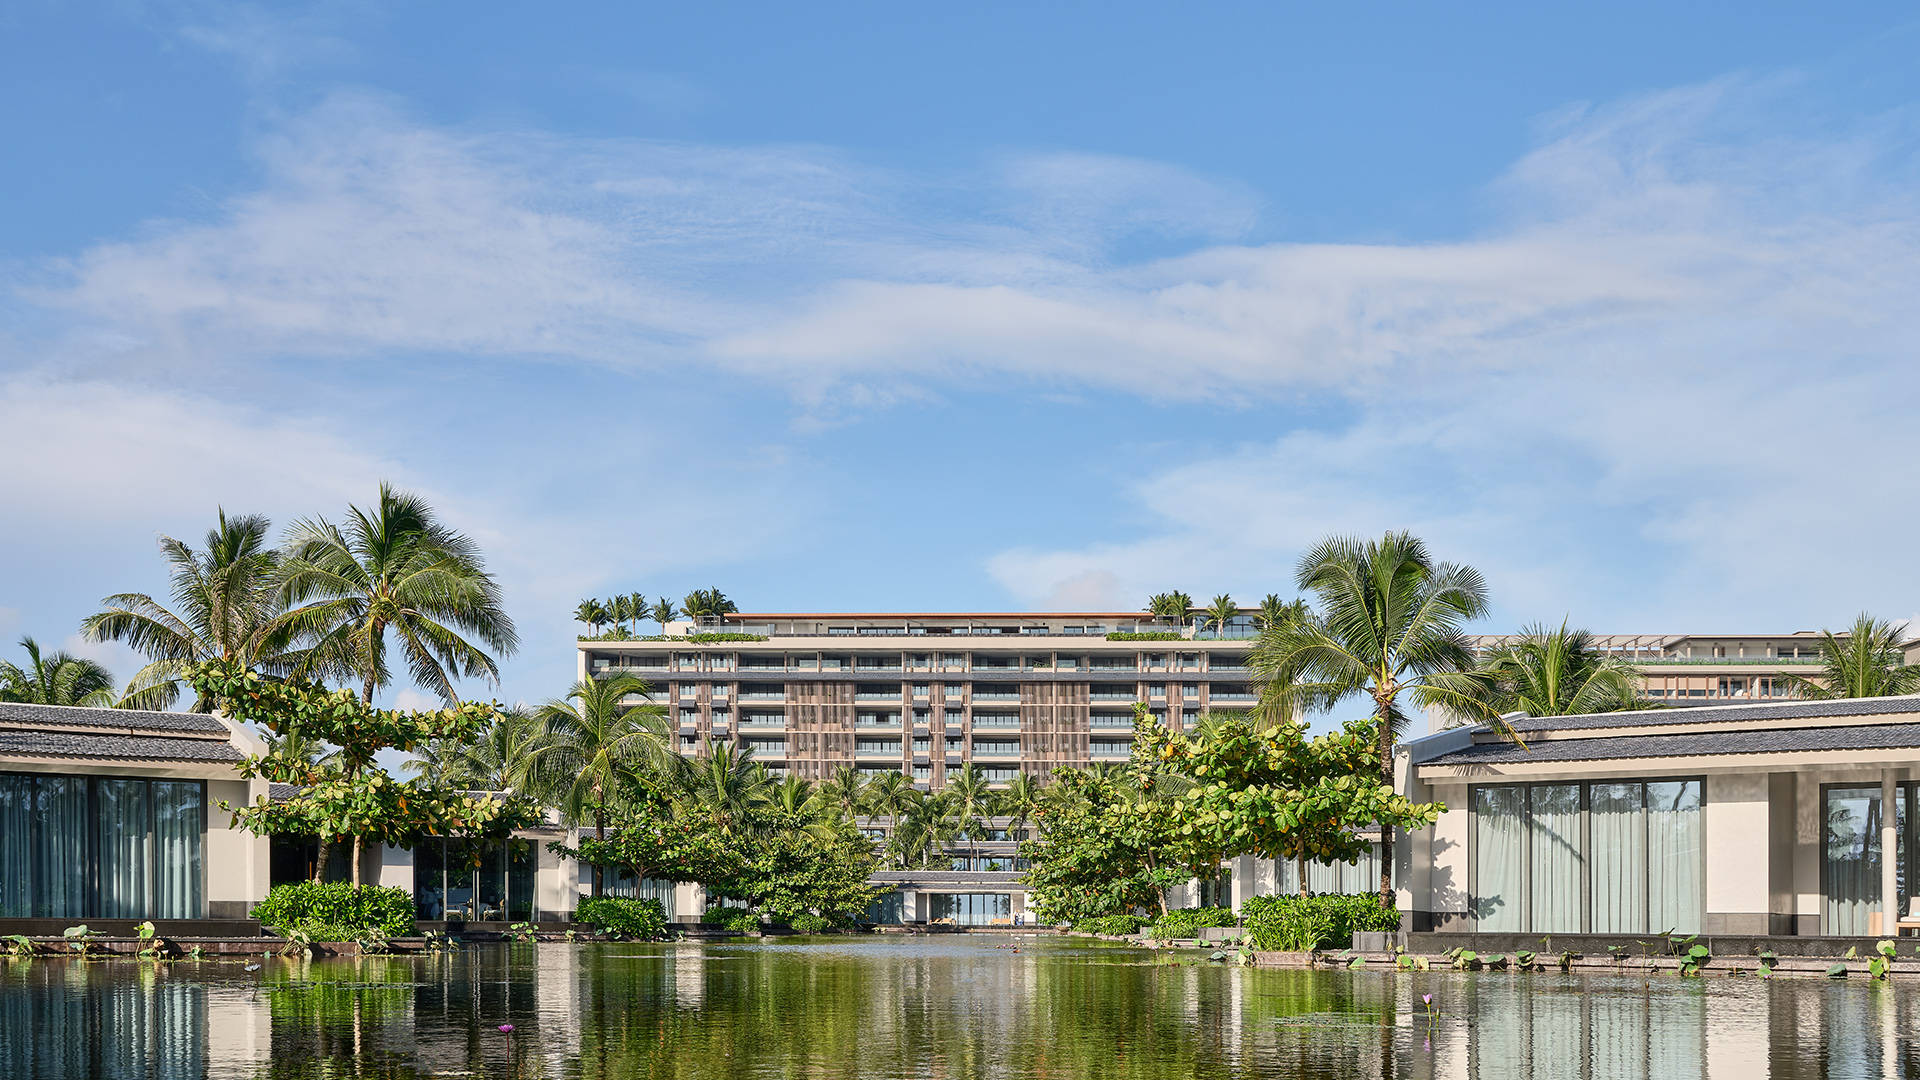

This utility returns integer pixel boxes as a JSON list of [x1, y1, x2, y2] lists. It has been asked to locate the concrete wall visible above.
[[1704, 772, 1772, 934], [204, 777, 270, 919]]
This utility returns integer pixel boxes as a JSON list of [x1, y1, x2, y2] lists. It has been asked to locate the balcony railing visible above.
[[1090, 744, 1132, 757]]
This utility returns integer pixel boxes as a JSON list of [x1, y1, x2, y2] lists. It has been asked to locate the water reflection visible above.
[[6, 941, 1920, 1078]]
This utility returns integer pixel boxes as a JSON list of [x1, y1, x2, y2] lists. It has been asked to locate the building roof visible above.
[[0, 700, 230, 735], [0, 729, 244, 763], [1423, 722, 1920, 766], [1500, 694, 1920, 733], [722, 612, 1174, 620]]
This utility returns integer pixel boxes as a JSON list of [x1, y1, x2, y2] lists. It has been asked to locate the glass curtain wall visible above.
[[0, 772, 203, 919], [928, 892, 1012, 925], [413, 839, 542, 921], [1472, 779, 1701, 934]]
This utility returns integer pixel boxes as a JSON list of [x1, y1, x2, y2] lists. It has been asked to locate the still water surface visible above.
[[2, 936, 1916, 1078]]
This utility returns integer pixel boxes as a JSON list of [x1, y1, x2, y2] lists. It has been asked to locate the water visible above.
[[1, 937, 1916, 1078]]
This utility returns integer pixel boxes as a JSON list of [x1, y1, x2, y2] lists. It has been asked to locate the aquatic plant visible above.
[[63, 925, 98, 957]]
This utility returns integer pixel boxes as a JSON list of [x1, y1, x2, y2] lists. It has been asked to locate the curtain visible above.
[[96, 779, 151, 918], [151, 781, 202, 919], [34, 776, 88, 918], [1647, 780, 1704, 934], [1473, 786, 1526, 931], [0, 775, 31, 917], [413, 839, 447, 919], [1348, 847, 1379, 895], [1530, 785, 1583, 932], [1824, 786, 1880, 936], [1590, 782, 1646, 934], [1307, 859, 1340, 895], [507, 842, 536, 922], [478, 841, 508, 920]]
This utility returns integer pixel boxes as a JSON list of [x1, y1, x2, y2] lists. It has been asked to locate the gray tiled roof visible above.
[[1424, 722, 1920, 766], [0, 700, 229, 735], [1501, 694, 1920, 733], [0, 729, 243, 763]]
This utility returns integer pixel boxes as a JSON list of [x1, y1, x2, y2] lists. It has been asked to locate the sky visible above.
[[3, 1, 1919, 713]]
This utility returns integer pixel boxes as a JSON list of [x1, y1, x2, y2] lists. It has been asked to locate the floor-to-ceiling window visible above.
[[928, 892, 1011, 925], [1471, 778, 1701, 934], [412, 839, 538, 922], [1825, 785, 1882, 936], [1273, 847, 1381, 896], [0, 772, 204, 919]]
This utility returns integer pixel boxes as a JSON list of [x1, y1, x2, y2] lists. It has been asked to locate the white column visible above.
[[1883, 770, 1899, 936]]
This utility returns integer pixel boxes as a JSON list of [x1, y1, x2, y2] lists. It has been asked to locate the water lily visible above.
[[499, 1024, 515, 1034], [1421, 993, 1432, 1006]]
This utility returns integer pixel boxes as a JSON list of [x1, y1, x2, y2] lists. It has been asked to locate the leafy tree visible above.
[[81, 510, 287, 711], [649, 598, 680, 632], [273, 482, 518, 705], [681, 587, 738, 623], [525, 676, 673, 895], [0, 636, 116, 707], [724, 810, 883, 924], [1250, 531, 1493, 906], [1478, 621, 1646, 717], [1775, 614, 1920, 700], [1202, 594, 1239, 637], [188, 661, 542, 885], [1018, 767, 1184, 922], [1145, 592, 1195, 621], [552, 788, 743, 895]]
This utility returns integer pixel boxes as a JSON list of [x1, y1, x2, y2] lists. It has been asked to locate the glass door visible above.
[[1825, 786, 1881, 936]]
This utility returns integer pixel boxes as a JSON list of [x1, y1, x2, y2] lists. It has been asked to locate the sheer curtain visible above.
[[1824, 786, 1880, 936], [0, 775, 31, 917], [1589, 782, 1646, 934], [1529, 785, 1583, 932], [1473, 786, 1526, 931], [34, 776, 87, 918], [1647, 780, 1704, 934], [151, 781, 202, 919], [96, 779, 151, 918]]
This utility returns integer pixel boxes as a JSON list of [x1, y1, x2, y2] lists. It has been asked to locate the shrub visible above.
[[702, 906, 760, 934], [1105, 631, 1183, 641], [574, 897, 669, 941], [1071, 914, 1147, 936], [1241, 894, 1400, 951], [1148, 906, 1236, 940], [787, 912, 831, 934], [251, 883, 415, 938]]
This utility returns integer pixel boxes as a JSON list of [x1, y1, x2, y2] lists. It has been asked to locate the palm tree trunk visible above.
[[1376, 714, 1394, 910], [593, 812, 606, 897]]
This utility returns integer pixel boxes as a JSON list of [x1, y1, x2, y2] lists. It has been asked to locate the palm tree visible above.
[[1202, 594, 1239, 638], [681, 588, 738, 626], [1145, 592, 1194, 623], [573, 600, 603, 636], [649, 598, 679, 633], [608, 595, 632, 637], [1775, 614, 1920, 700], [0, 637, 116, 707], [1254, 593, 1308, 632], [625, 593, 647, 635], [860, 770, 917, 831], [1479, 621, 1646, 717], [682, 740, 772, 834], [525, 676, 673, 895], [819, 766, 867, 823], [81, 510, 286, 712], [411, 705, 544, 790], [272, 482, 518, 705], [997, 772, 1045, 839], [1250, 531, 1493, 906], [943, 764, 999, 869]]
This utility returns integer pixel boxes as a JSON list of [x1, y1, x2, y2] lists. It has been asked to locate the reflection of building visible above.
[[579, 611, 1258, 786], [1393, 694, 1920, 937]]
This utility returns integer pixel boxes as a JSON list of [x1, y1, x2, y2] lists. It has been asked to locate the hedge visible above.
[[1071, 914, 1147, 936], [1105, 631, 1184, 641], [787, 913, 831, 934], [251, 882, 416, 939], [1241, 894, 1400, 951], [574, 897, 670, 940], [1147, 906, 1236, 940], [702, 906, 760, 934]]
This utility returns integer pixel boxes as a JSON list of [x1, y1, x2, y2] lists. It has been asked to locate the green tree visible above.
[[997, 772, 1046, 838], [525, 676, 673, 894], [188, 661, 542, 886], [573, 599, 604, 635], [1775, 614, 1920, 700], [1254, 593, 1309, 632], [1478, 621, 1645, 717], [607, 595, 632, 636], [273, 482, 519, 705], [1250, 531, 1493, 906], [0, 636, 116, 707], [553, 787, 743, 896], [680, 740, 771, 833], [858, 770, 916, 830], [81, 510, 288, 711], [626, 593, 648, 635], [407, 705, 543, 790], [943, 764, 999, 867], [818, 766, 867, 822], [1145, 592, 1194, 622], [649, 598, 680, 632], [1018, 767, 1184, 922], [681, 588, 738, 624], [1202, 594, 1239, 638]]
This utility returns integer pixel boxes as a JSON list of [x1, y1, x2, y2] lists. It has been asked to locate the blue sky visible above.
[[3, 1, 1919, 712]]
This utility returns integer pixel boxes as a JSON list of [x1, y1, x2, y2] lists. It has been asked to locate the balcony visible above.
[[854, 692, 901, 703], [970, 691, 1020, 703], [1089, 714, 1134, 729], [970, 714, 1019, 729], [971, 743, 1021, 757], [1090, 742, 1132, 757]]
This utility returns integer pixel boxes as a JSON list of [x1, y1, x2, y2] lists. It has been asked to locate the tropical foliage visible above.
[[1477, 621, 1645, 717], [0, 636, 116, 707], [1774, 614, 1920, 700], [1145, 592, 1195, 621]]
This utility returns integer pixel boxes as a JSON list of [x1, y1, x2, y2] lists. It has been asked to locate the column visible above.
[[1882, 770, 1898, 935]]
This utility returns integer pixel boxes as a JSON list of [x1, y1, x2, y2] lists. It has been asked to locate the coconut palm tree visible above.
[[997, 772, 1046, 839], [272, 482, 518, 705], [1775, 614, 1920, 700], [0, 637, 117, 707], [1250, 531, 1494, 906], [1202, 594, 1239, 638], [607, 595, 632, 637], [859, 770, 917, 831], [1254, 594, 1309, 632], [887, 791, 957, 869], [573, 600, 604, 636], [650, 598, 680, 633], [525, 675, 673, 895], [81, 510, 287, 712], [625, 593, 647, 635], [1145, 592, 1194, 623], [1478, 621, 1646, 717], [943, 764, 999, 869], [410, 705, 544, 790], [682, 740, 771, 834], [819, 765, 867, 823], [681, 588, 738, 626]]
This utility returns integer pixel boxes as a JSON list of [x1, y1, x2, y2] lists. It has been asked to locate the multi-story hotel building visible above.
[[576, 611, 1262, 786]]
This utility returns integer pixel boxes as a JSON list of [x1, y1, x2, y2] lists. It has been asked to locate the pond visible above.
[[2, 936, 1917, 1078]]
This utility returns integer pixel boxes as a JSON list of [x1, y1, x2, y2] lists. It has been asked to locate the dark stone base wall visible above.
[[1408, 931, 1902, 958], [0, 918, 263, 937]]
